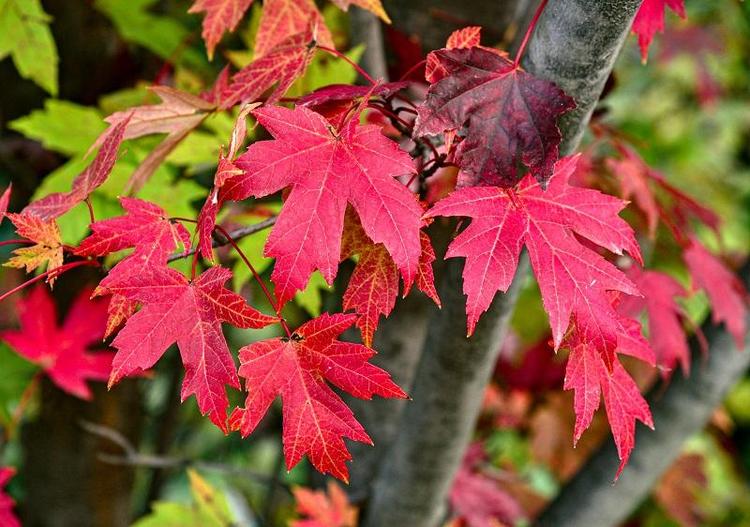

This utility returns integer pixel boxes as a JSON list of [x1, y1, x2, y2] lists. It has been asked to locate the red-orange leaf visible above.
[[104, 265, 277, 432], [221, 29, 316, 108], [330, 0, 390, 22], [255, 0, 332, 58], [0, 287, 113, 400], [189, 0, 255, 59], [223, 105, 421, 306], [24, 114, 132, 219], [684, 239, 747, 348], [340, 212, 438, 346], [292, 481, 358, 527], [230, 313, 407, 481]]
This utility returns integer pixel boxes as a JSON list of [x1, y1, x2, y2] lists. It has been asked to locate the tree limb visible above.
[[364, 255, 529, 526], [523, 0, 643, 152], [362, 2, 642, 525], [536, 265, 750, 527], [349, 9, 389, 81]]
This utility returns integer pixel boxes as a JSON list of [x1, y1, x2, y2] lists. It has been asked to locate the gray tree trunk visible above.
[[536, 266, 750, 527], [363, 1, 643, 526], [364, 256, 528, 526], [349, 10, 389, 82]]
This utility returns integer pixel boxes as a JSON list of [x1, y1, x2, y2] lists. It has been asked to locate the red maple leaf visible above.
[[448, 444, 524, 527], [189, 0, 254, 59], [340, 212, 439, 346], [221, 29, 317, 108], [291, 481, 358, 527], [619, 267, 691, 376], [222, 105, 421, 306], [77, 197, 192, 331], [564, 332, 653, 479], [197, 103, 259, 260], [684, 239, 747, 348], [0, 286, 113, 400], [23, 113, 132, 220], [230, 313, 407, 481], [102, 265, 277, 431], [607, 150, 660, 238], [425, 155, 642, 347], [415, 42, 575, 188], [0, 468, 20, 527], [77, 197, 191, 263], [632, 0, 686, 63], [254, 0, 333, 59]]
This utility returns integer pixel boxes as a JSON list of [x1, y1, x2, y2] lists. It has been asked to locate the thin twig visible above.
[[80, 420, 290, 490], [166, 217, 277, 263]]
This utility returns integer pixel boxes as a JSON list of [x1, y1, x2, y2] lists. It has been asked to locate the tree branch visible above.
[[362, 2, 643, 525], [536, 265, 750, 527], [523, 0, 643, 153], [364, 255, 529, 526], [349, 9, 389, 81], [80, 420, 286, 489]]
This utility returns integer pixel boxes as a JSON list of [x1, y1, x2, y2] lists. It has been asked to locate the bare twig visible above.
[[167, 216, 277, 263], [80, 420, 289, 490]]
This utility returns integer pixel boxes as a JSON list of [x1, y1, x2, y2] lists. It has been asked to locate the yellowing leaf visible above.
[[4, 214, 63, 285]]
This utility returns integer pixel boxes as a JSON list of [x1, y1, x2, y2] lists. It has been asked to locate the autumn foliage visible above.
[[0, 0, 747, 525]]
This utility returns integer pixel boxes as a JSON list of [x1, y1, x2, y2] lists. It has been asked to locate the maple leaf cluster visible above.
[[0, 0, 745, 490]]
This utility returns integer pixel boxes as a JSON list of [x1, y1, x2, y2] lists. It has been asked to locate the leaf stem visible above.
[[213, 225, 292, 338], [398, 59, 426, 82], [513, 0, 549, 68], [84, 197, 96, 223], [317, 45, 376, 85], [0, 260, 100, 303]]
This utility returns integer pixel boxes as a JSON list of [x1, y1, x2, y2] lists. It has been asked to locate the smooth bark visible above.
[[537, 266, 750, 527], [363, 1, 643, 526], [364, 256, 529, 526], [524, 0, 643, 153], [349, 9, 389, 81]]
